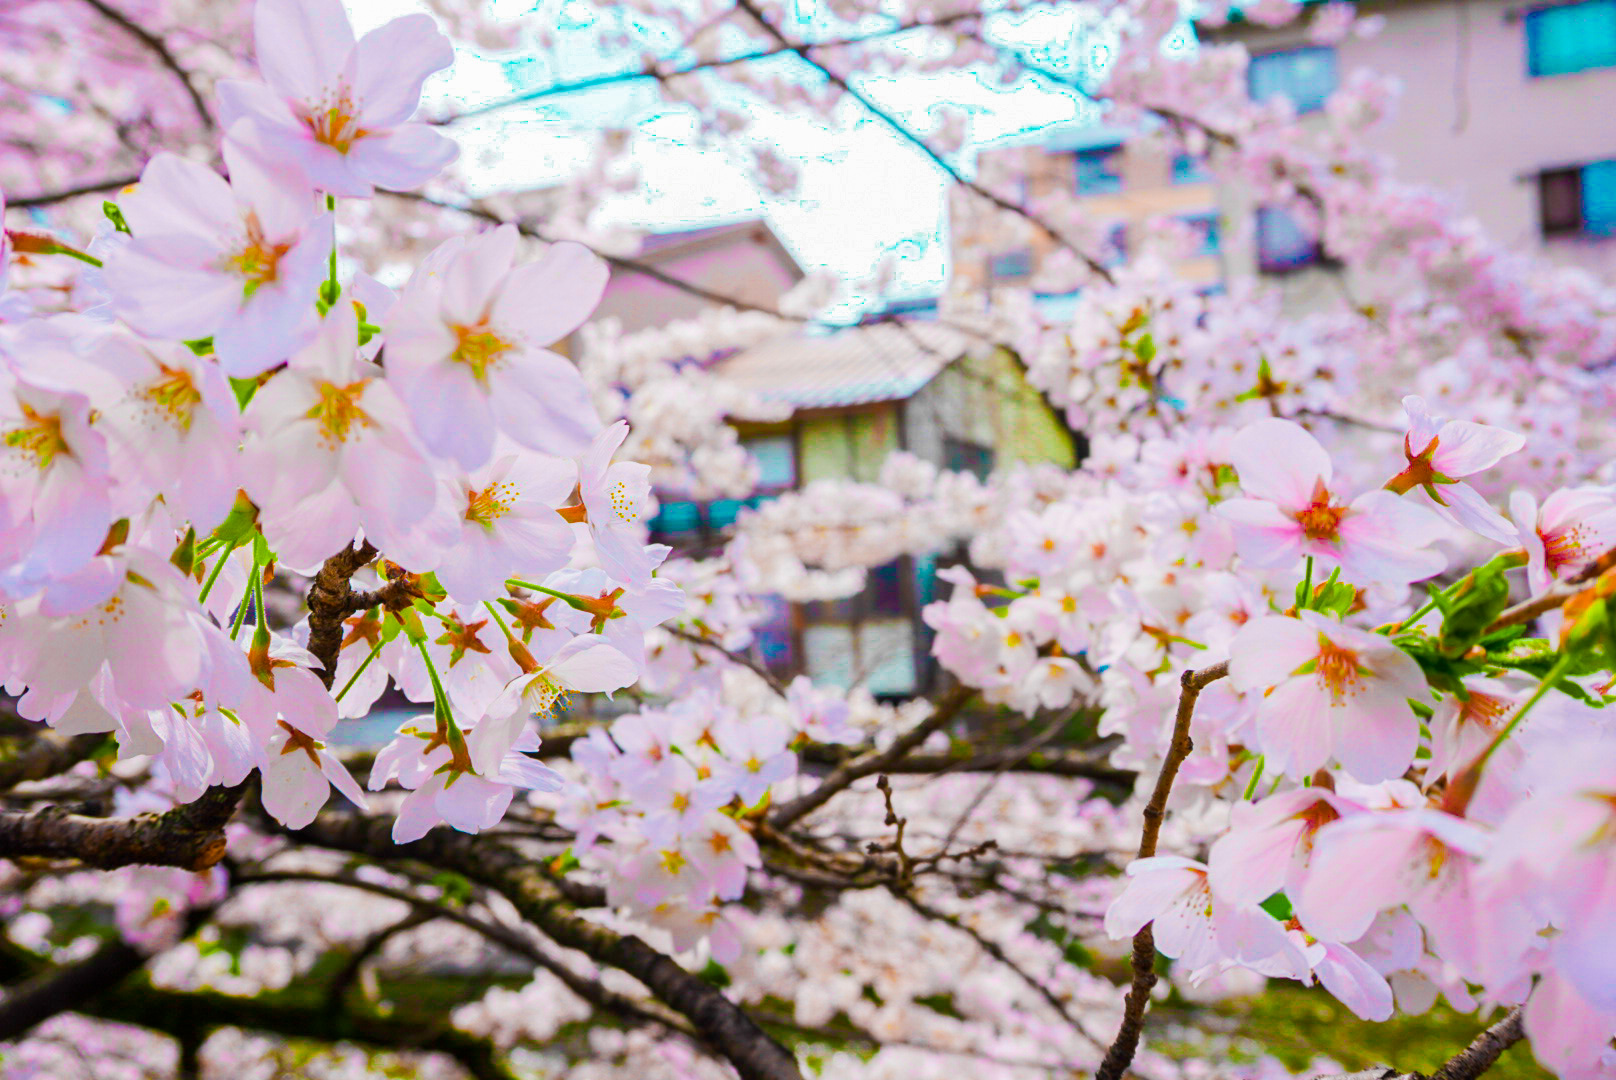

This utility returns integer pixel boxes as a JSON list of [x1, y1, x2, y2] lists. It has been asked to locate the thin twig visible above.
[[1094, 660, 1229, 1080]]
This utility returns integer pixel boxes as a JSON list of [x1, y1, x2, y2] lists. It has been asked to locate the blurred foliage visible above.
[[1220, 985, 1550, 1080]]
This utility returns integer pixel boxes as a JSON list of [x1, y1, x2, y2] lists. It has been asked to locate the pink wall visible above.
[[591, 237, 803, 334], [1230, 0, 1616, 274]]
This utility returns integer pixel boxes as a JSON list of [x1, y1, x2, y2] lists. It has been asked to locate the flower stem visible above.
[[197, 540, 237, 604], [335, 636, 384, 703], [230, 549, 260, 640], [483, 600, 516, 643], [506, 578, 591, 612]]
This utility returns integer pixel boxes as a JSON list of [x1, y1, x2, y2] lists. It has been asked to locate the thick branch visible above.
[[305, 541, 379, 689], [1095, 660, 1229, 1080], [0, 783, 243, 870], [0, 937, 145, 1041], [767, 684, 974, 829], [1431, 1007, 1526, 1080], [293, 814, 804, 1080]]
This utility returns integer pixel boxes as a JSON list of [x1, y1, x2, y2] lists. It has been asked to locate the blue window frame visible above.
[[1526, 0, 1616, 76], [743, 435, 796, 490], [1256, 206, 1321, 273], [1074, 147, 1123, 195], [1248, 46, 1338, 113], [990, 249, 1033, 280], [1172, 152, 1210, 184], [1180, 212, 1221, 255], [1541, 160, 1616, 237]]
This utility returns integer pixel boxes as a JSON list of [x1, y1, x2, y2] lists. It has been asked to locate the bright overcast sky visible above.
[[348, 0, 1138, 318]]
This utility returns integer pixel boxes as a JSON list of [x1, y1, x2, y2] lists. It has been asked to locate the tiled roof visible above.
[[710, 322, 970, 410]]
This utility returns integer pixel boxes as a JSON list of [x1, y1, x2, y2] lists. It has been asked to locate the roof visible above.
[[632, 218, 806, 281], [709, 322, 970, 410]]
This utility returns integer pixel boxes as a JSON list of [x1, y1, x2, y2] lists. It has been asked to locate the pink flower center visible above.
[[305, 93, 368, 154], [1293, 479, 1348, 542], [1541, 524, 1587, 575], [227, 213, 290, 294], [3, 402, 69, 471], [450, 323, 515, 384], [1314, 637, 1365, 703], [465, 478, 518, 527]]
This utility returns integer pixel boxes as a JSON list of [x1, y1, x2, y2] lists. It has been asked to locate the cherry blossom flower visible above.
[[710, 711, 796, 806], [104, 139, 330, 377], [217, 0, 456, 196], [1387, 396, 1525, 543], [372, 719, 562, 843], [260, 718, 367, 829], [431, 451, 577, 603], [1217, 418, 1447, 585], [1229, 611, 1428, 782], [1295, 808, 1491, 977], [0, 356, 113, 590], [241, 302, 436, 571], [83, 328, 242, 530], [566, 420, 663, 587], [384, 225, 608, 469], [1105, 855, 1309, 979], [1208, 785, 1364, 906], [1510, 486, 1616, 595], [472, 633, 637, 774]]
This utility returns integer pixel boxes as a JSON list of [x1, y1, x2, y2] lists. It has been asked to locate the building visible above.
[[1211, 0, 1616, 277], [649, 317, 1077, 696], [591, 218, 806, 333], [957, 122, 1225, 296]]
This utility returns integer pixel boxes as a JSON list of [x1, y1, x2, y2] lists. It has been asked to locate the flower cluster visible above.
[[0, 0, 677, 841]]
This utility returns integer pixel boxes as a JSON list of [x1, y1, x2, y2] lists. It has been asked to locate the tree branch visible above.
[[7, 174, 141, 209], [1095, 660, 1230, 1080], [0, 731, 105, 792], [0, 783, 243, 870], [767, 684, 974, 829], [292, 814, 804, 1080], [1431, 1006, 1526, 1080], [75, 0, 215, 129]]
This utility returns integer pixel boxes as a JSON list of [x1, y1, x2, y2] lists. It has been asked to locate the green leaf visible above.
[[428, 872, 473, 906], [229, 375, 259, 410], [1259, 891, 1294, 921], [102, 201, 131, 235], [1431, 553, 1518, 658]]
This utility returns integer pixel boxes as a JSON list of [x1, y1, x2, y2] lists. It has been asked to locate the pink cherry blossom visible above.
[[384, 226, 608, 469], [472, 633, 638, 774], [431, 451, 577, 603], [104, 139, 330, 376], [1228, 611, 1428, 782], [1217, 418, 1447, 585], [1208, 786, 1364, 906], [1510, 486, 1616, 595], [241, 302, 436, 571], [1389, 396, 1524, 543], [216, 0, 456, 196]]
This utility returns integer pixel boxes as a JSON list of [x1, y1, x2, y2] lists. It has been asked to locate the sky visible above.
[[350, 0, 1124, 319]]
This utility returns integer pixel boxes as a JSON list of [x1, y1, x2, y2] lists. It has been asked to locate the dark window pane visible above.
[[1172, 152, 1209, 184], [751, 595, 794, 670], [990, 249, 1033, 279], [707, 499, 745, 531], [1074, 148, 1123, 195], [1249, 46, 1338, 113], [1526, 0, 1616, 76], [868, 560, 904, 616], [1540, 168, 1584, 235], [1256, 206, 1320, 273], [649, 500, 701, 537], [943, 437, 995, 480]]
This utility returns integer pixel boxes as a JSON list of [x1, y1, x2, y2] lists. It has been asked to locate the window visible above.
[[990, 249, 1034, 280], [943, 437, 995, 480], [1180, 212, 1221, 255], [1172, 152, 1210, 184], [1249, 46, 1338, 113], [1256, 206, 1322, 273], [800, 558, 918, 696], [1526, 0, 1616, 76], [1539, 161, 1616, 237], [1074, 147, 1123, 195], [743, 435, 796, 491], [1104, 222, 1128, 268], [751, 595, 794, 671]]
